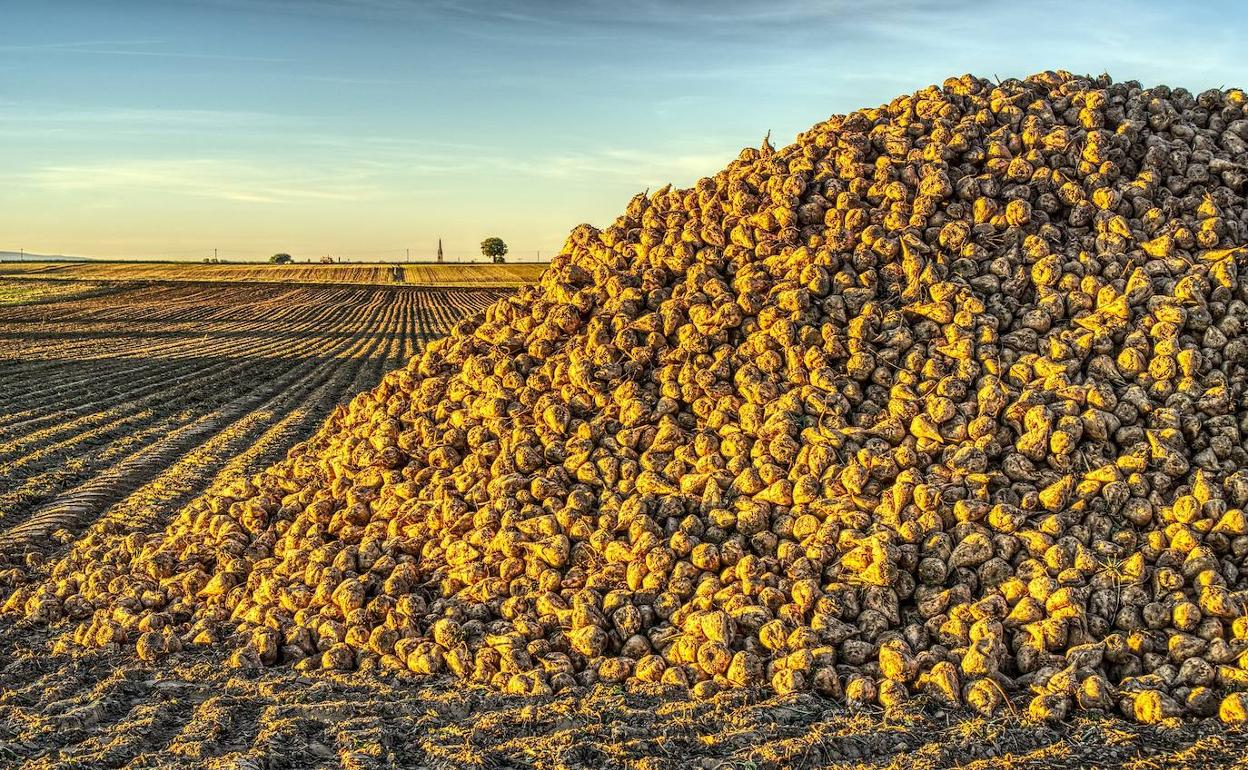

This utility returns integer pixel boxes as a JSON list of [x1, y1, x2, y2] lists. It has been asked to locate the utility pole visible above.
[[405, 248, 410, 263]]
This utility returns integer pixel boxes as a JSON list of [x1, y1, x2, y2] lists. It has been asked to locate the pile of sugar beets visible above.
[[10, 70, 1248, 724]]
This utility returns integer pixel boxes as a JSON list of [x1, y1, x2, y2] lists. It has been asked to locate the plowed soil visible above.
[[3, 619, 1246, 770], [0, 279, 505, 560]]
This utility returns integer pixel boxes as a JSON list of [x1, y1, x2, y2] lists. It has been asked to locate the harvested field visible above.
[[8, 68, 1248, 770], [2, 279, 1247, 769], [0, 261, 547, 288], [0, 279, 507, 558], [0, 280, 120, 307]]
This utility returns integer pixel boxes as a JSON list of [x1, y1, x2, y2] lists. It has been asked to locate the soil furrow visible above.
[[0, 284, 364, 419], [0, 287, 375, 449], [0, 287, 408, 549]]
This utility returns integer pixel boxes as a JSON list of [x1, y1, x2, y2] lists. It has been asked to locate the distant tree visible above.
[[481, 237, 508, 263], [270, 253, 293, 264]]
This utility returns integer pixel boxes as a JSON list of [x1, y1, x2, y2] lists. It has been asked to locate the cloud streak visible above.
[[21, 159, 376, 204], [0, 39, 287, 62], [14, 138, 734, 209], [0, 105, 277, 126]]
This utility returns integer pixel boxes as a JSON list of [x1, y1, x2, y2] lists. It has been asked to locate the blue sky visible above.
[[1, 0, 1244, 262]]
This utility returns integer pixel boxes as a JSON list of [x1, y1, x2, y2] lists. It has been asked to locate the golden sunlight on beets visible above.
[[7, 74, 1248, 766], [5, 2, 1248, 762]]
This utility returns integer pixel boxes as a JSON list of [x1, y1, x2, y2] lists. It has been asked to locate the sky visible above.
[[1, 0, 1245, 262]]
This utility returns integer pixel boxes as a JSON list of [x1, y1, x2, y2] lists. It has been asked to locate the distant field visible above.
[[0, 279, 121, 306], [0, 260, 548, 287]]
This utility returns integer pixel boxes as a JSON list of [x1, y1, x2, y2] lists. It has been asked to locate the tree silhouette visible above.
[[480, 237, 508, 264]]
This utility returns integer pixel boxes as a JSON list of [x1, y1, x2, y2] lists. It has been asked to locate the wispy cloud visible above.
[[13, 139, 730, 207], [299, 75, 407, 86], [176, 0, 958, 44], [347, 141, 734, 188], [0, 39, 165, 51], [0, 105, 276, 126], [0, 39, 287, 62], [510, 148, 728, 187], [21, 159, 375, 204], [0, 105, 286, 146]]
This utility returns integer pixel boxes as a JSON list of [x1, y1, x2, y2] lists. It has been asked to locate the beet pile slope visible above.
[[11, 71, 1248, 723]]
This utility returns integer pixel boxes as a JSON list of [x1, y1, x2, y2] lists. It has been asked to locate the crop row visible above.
[[0, 281, 509, 556]]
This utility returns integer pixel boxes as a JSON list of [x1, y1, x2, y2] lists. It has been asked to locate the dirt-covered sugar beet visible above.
[[8, 70, 1248, 723]]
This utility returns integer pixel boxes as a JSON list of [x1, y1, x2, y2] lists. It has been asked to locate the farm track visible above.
[[0, 282, 509, 553]]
